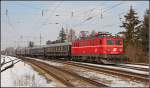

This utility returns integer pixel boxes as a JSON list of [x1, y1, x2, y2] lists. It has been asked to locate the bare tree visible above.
[[68, 28, 76, 42], [28, 41, 34, 47]]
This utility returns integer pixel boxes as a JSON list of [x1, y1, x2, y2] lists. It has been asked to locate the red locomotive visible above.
[[72, 32, 127, 64], [16, 31, 127, 64]]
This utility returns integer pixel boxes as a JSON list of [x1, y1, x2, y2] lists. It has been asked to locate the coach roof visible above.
[[31, 42, 72, 49]]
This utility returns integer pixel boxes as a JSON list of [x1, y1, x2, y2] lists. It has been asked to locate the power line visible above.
[[72, 2, 106, 27], [72, 2, 124, 28], [34, 1, 63, 31], [75, 2, 106, 16]]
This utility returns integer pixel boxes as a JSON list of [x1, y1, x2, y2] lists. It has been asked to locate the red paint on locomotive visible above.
[[71, 32, 126, 64]]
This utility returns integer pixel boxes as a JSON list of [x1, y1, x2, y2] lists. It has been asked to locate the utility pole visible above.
[[20, 35, 23, 47], [42, 9, 44, 16], [99, 8, 103, 30], [40, 33, 42, 47], [5, 9, 8, 53], [100, 8, 103, 19]]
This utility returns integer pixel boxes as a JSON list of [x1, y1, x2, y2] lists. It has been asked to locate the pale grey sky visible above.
[[1, 1, 149, 50]]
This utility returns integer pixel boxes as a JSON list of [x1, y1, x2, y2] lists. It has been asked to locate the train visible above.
[[16, 32, 128, 64]]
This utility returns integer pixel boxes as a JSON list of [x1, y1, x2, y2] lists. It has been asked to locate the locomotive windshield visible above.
[[116, 40, 121, 45], [107, 39, 122, 45]]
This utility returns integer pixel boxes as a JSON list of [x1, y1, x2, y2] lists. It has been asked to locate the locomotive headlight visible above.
[[113, 48, 117, 52]]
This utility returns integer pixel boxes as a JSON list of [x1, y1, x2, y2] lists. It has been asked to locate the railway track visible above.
[[22, 57, 108, 87], [116, 64, 149, 72], [43, 58, 149, 72], [42, 58, 148, 83], [127, 62, 149, 66], [62, 61, 149, 83]]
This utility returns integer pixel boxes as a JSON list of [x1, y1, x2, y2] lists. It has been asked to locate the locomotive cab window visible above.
[[107, 40, 114, 45], [116, 40, 122, 45]]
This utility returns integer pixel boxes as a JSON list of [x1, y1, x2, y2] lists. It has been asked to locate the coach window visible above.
[[49, 47, 50, 52], [61, 46, 63, 51], [67, 46, 69, 51], [55, 47, 57, 51], [55, 47, 56, 51], [66, 46, 67, 51], [51, 47, 53, 51], [58, 46, 59, 51], [63, 46, 65, 51], [64, 46, 66, 51], [52, 47, 54, 51], [65, 46, 67, 51], [63, 46, 65, 50]]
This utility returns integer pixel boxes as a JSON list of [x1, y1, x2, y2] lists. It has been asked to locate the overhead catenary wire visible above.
[[72, 2, 125, 28], [35, 1, 63, 31], [72, 2, 106, 28], [74, 2, 106, 16]]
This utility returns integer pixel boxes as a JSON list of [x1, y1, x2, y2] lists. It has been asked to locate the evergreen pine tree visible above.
[[140, 9, 149, 55], [120, 6, 141, 46], [59, 27, 66, 42]]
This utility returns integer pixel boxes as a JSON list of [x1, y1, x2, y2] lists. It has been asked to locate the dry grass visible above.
[[126, 45, 149, 64]]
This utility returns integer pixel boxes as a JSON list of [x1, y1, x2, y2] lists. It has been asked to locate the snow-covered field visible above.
[[1, 55, 57, 87]]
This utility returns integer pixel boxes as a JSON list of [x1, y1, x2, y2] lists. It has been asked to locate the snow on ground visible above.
[[67, 66, 149, 87], [73, 61, 149, 75], [25, 58, 149, 87], [26, 57, 64, 67], [120, 64, 149, 69], [1, 55, 12, 63], [1, 55, 57, 87]]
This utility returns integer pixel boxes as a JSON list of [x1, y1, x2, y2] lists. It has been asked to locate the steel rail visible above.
[[22, 57, 109, 87]]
